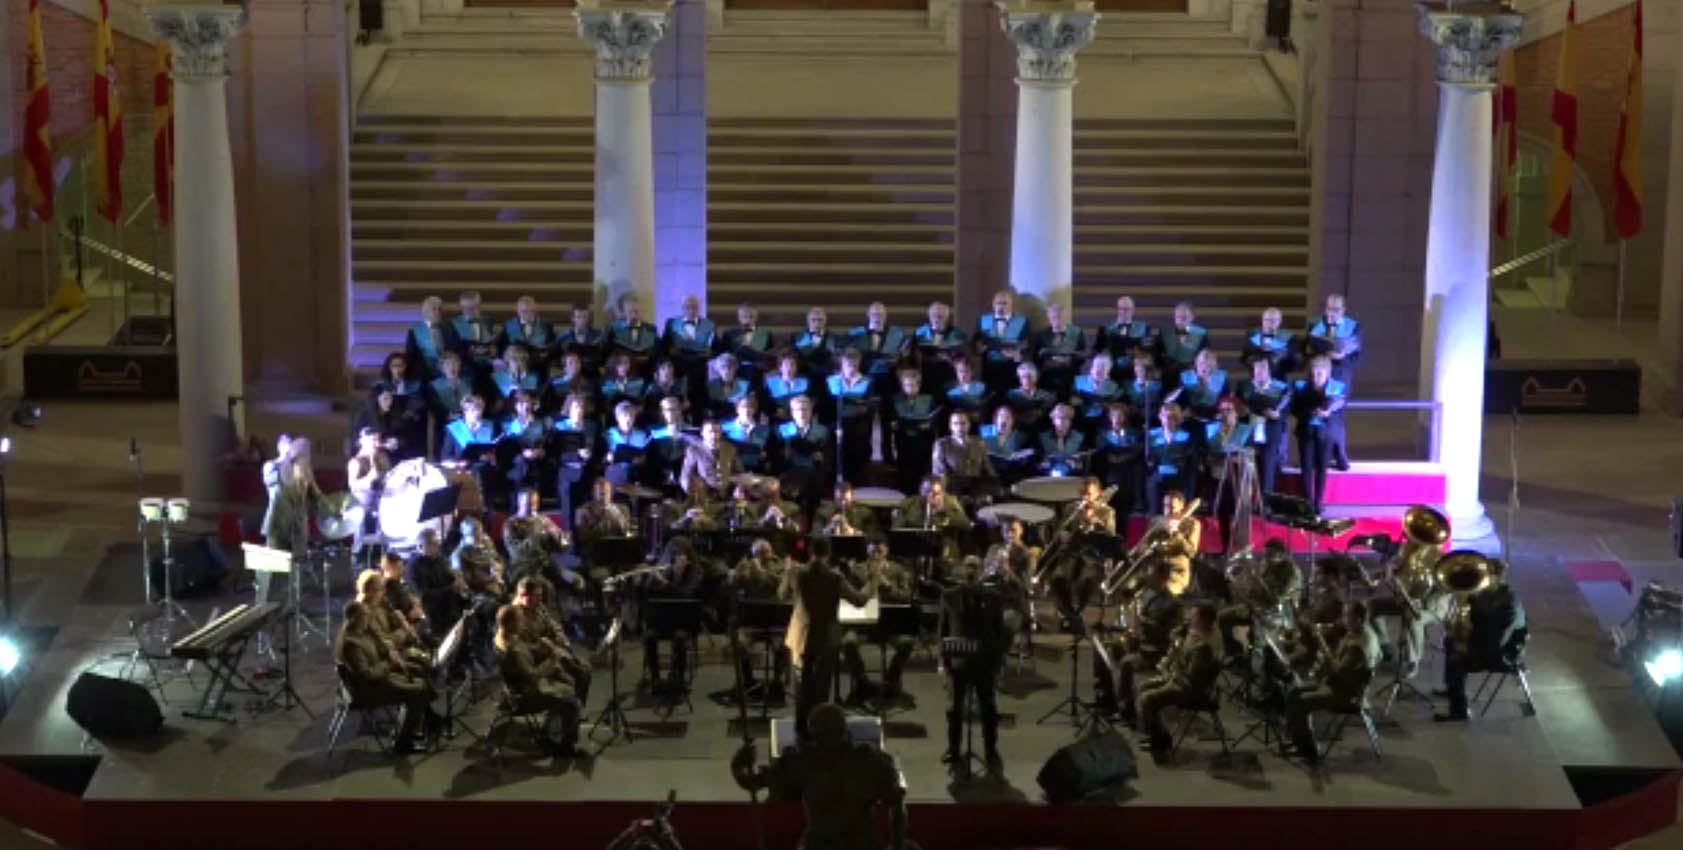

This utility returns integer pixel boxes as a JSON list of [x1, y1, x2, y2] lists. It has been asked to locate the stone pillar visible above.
[[651, 0, 707, 326], [1416, 3, 1521, 544], [997, 1, 1096, 320], [955, 0, 1020, 327], [1660, 14, 1683, 416], [149, 4, 247, 505], [576, 0, 672, 317]]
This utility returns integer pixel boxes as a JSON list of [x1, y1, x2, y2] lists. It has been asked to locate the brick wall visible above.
[[1511, 3, 1638, 232]]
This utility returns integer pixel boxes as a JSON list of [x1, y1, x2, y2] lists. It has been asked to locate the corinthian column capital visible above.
[[146, 3, 246, 80], [574, 0, 673, 82], [1416, 2, 1524, 87], [997, 0, 1099, 85]]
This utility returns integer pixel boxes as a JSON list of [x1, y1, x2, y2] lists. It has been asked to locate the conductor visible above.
[[784, 536, 879, 741]]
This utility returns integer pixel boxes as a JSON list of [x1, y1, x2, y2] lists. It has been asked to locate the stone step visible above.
[[1075, 265, 1309, 287], [353, 239, 594, 261], [348, 199, 595, 221], [1085, 41, 1258, 57], [351, 143, 593, 161], [1079, 186, 1308, 204], [1073, 130, 1297, 149], [710, 163, 955, 182], [708, 263, 954, 286], [350, 181, 594, 202], [711, 117, 955, 130], [353, 259, 592, 283], [711, 221, 954, 241], [710, 202, 954, 225], [353, 161, 597, 179], [709, 148, 955, 167], [709, 185, 954, 204], [709, 242, 951, 262], [352, 283, 597, 311], [353, 126, 595, 145], [351, 219, 593, 240], [1075, 224, 1308, 244], [356, 114, 592, 127], [1073, 149, 1305, 167], [1074, 205, 1307, 226], [1075, 244, 1307, 266], [1074, 167, 1308, 188]]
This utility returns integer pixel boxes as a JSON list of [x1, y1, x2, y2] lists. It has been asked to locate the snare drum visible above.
[[852, 487, 905, 509], [165, 498, 191, 524], [138, 497, 165, 523]]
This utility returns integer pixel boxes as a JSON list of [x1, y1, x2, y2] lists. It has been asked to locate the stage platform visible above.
[[0, 542, 1675, 850]]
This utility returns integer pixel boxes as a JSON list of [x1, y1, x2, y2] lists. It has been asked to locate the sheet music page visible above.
[[838, 596, 880, 625]]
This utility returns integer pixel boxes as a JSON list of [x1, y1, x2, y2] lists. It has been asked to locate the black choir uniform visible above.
[[826, 373, 876, 485], [1033, 322, 1087, 398], [642, 375, 689, 425], [1121, 376, 1163, 435], [1289, 375, 1348, 513], [763, 373, 813, 423], [1157, 323, 1209, 378], [555, 323, 606, 378], [913, 322, 968, 396], [1095, 420, 1144, 518], [1235, 375, 1292, 494], [1039, 426, 1087, 478], [886, 390, 939, 495], [406, 319, 460, 380], [608, 318, 659, 377], [647, 419, 694, 495], [427, 373, 474, 429], [1146, 419, 1203, 512], [1072, 372, 1123, 436], [773, 418, 831, 512], [552, 415, 601, 526], [504, 316, 558, 373], [1304, 314, 1362, 468], [976, 313, 1031, 396], [719, 324, 775, 385], [981, 422, 1035, 486], [1241, 325, 1297, 378], [848, 324, 910, 397], [452, 313, 502, 384], [600, 374, 648, 417], [603, 424, 652, 488], [660, 314, 716, 393], [791, 327, 843, 383], [1096, 318, 1156, 376], [356, 393, 425, 464], [723, 417, 773, 474], [498, 413, 552, 495], [442, 417, 499, 499], [1003, 385, 1057, 436]]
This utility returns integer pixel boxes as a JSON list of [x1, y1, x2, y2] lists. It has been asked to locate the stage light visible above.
[[0, 636, 20, 676], [1050, 469, 1066, 478], [0, 438, 10, 455], [1646, 649, 1683, 686]]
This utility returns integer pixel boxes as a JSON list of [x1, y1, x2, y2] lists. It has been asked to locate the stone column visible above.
[[576, 0, 672, 317], [997, 1, 1096, 320], [150, 4, 247, 505], [1416, 3, 1521, 544]]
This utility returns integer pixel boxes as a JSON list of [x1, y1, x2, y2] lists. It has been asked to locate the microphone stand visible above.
[[1504, 407, 1520, 559], [130, 439, 152, 606]]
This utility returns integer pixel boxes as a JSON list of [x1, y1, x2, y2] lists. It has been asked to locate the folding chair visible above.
[[325, 663, 402, 756]]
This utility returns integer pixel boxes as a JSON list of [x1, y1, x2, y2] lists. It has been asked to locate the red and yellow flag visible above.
[[1495, 52, 1517, 240], [22, 0, 55, 225], [1613, 0, 1644, 239], [93, 0, 124, 224], [152, 41, 173, 226], [1545, 0, 1578, 237]]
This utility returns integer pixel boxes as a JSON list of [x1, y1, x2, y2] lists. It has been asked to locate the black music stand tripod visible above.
[[1036, 632, 1111, 737], [589, 583, 635, 750], [942, 639, 991, 780]]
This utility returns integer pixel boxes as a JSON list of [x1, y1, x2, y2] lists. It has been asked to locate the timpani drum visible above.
[[852, 487, 905, 510], [976, 501, 1055, 527], [1012, 476, 1086, 504]]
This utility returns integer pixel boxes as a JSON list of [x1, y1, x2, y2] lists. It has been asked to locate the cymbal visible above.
[[730, 473, 771, 489], [616, 483, 662, 500]]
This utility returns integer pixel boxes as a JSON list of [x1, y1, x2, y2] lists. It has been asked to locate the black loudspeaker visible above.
[[65, 673, 163, 739], [149, 535, 230, 598], [1036, 731, 1138, 803]]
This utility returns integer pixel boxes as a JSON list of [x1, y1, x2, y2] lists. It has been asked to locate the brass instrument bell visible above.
[[1435, 549, 1493, 644]]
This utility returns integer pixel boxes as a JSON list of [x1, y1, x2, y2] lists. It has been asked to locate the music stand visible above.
[[588, 614, 634, 749], [1036, 631, 1111, 737], [829, 534, 868, 563], [644, 599, 704, 715], [735, 599, 794, 721], [243, 544, 313, 718], [418, 484, 462, 526], [432, 613, 483, 743], [586, 536, 646, 574], [889, 529, 943, 587]]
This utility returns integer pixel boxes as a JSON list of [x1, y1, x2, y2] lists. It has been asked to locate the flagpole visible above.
[[1615, 239, 1627, 333], [37, 222, 51, 316]]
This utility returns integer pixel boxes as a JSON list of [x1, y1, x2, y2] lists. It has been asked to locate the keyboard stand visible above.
[[183, 622, 269, 722]]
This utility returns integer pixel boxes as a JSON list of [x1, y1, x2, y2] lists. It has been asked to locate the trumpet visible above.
[[603, 562, 671, 588], [822, 509, 860, 537]]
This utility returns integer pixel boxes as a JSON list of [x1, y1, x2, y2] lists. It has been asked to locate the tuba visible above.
[[1384, 505, 1448, 614], [1434, 550, 1492, 647]]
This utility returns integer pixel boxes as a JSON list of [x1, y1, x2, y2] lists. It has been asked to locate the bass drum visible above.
[[379, 458, 453, 551]]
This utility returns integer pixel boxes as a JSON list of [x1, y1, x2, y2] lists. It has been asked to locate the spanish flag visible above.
[[153, 41, 173, 226], [93, 0, 124, 224], [1613, 0, 1644, 239], [1495, 52, 1517, 240], [1545, 0, 1578, 237], [21, 0, 54, 225]]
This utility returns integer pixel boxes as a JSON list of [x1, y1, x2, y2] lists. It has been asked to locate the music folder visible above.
[[457, 442, 496, 464], [242, 543, 294, 574], [839, 596, 880, 625], [553, 429, 589, 454]]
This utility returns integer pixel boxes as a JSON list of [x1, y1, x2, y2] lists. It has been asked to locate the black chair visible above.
[[325, 662, 401, 756], [1170, 691, 1233, 759], [644, 598, 704, 715], [1317, 702, 1383, 762], [485, 682, 555, 764], [1471, 627, 1536, 717]]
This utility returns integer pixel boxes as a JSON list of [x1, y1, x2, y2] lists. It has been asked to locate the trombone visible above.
[[1028, 485, 1118, 589], [1099, 497, 1200, 599]]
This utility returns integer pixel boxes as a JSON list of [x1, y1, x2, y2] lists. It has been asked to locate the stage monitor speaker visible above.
[[769, 715, 884, 758], [65, 673, 163, 740], [149, 535, 230, 598], [1037, 731, 1138, 803]]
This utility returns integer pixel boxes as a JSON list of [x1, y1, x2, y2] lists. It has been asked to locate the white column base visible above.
[[1448, 504, 1496, 552]]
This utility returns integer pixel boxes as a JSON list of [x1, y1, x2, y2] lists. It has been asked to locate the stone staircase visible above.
[[1087, 12, 1257, 57], [1071, 116, 1310, 363], [348, 114, 596, 374], [393, 6, 585, 54], [706, 116, 955, 335], [709, 9, 947, 55]]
